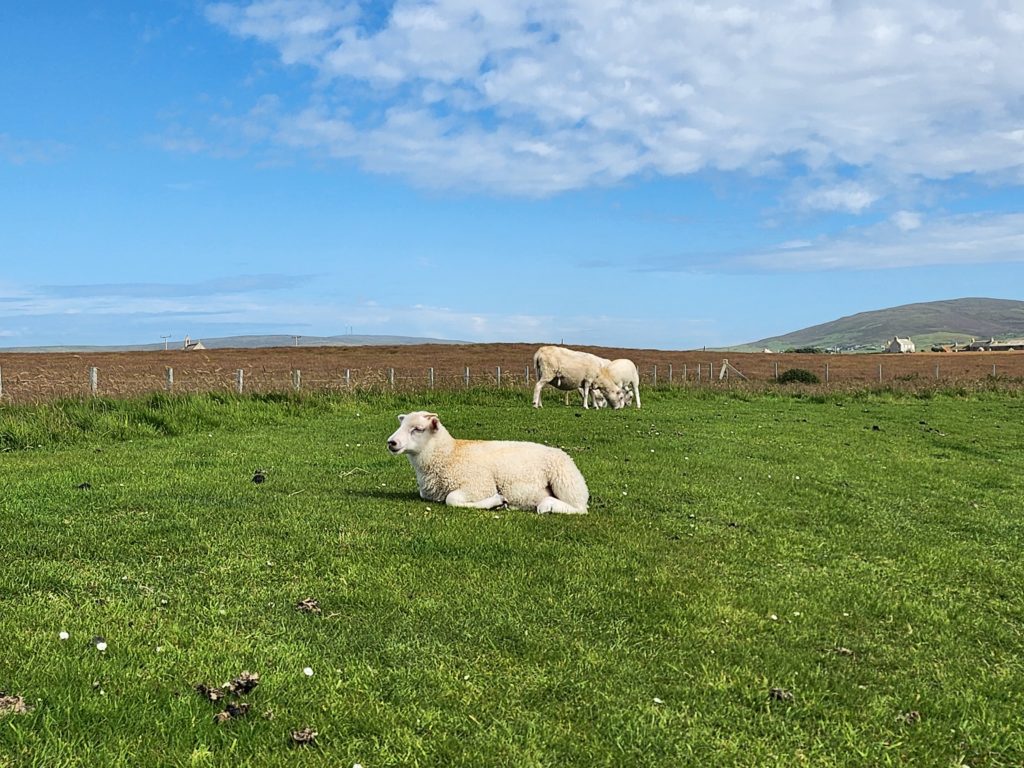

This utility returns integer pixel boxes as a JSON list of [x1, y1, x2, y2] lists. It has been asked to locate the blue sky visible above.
[[2, 1, 1023, 349]]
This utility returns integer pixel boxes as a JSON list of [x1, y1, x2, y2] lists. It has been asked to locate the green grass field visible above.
[[2, 388, 1023, 767]]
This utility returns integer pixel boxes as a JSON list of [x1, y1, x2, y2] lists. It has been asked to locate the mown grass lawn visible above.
[[1, 387, 1023, 767]]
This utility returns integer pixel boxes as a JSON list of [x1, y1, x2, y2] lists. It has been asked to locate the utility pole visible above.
[[292, 335, 301, 347], [160, 334, 170, 351]]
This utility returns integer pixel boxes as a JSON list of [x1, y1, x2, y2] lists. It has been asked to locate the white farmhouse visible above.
[[885, 336, 915, 353]]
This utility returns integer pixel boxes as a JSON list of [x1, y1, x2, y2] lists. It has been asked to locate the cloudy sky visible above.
[[2, 1, 1023, 349]]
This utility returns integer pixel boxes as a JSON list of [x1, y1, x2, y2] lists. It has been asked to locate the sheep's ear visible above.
[[397, 414, 406, 423], [426, 414, 440, 431]]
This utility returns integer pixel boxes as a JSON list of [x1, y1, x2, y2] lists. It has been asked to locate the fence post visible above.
[[388, 368, 395, 387], [668, 363, 673, 384], [682, 363, 686, 382], [525, 365, 530, 384], [774, 361, 779, 380], [697, 364, 701, 382], [993, 364, 997, 377], [496, 366, 501, 386], [429, 367, 434, 388], [464, 366, 470, 386], [345, 369, 351, 388], [878, 364, 882, 382], [89, 367, 98, 396], [652, 365, 657, 386], [0, 365, 3, 399], [165, 366, 174, 392], [935, 364, 939, 379], [825, 363, 829, 383], [236, 369, 244, 393], [292, 369, 301, 391], [709, 362, 715, 381]]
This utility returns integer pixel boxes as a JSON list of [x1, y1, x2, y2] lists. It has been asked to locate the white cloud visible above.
[[892, 210, 923, 231], [204, 1, 1024, 195], [736, 211, 1024, 272], [801, 183, 879, 214]]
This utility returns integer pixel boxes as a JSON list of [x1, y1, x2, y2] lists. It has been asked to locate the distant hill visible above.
[[0, 334, 467, 353], [737, 297, 1024, 352]]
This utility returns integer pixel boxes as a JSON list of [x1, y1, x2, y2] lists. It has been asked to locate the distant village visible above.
[[764, 336, 1024, 354], [855, 336, 1024, 353]]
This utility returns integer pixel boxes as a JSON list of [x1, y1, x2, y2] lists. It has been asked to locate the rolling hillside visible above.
[[740, 297, 1024, 352]]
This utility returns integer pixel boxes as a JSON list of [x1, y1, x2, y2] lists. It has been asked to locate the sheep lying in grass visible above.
[[386, 411, 589, 514], [592, 358, 641, 409], [532, 345, 624, 409]]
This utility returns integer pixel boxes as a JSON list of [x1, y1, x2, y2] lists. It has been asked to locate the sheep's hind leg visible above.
[[445, 490, 506, 509], [537, 496, 587, 515]]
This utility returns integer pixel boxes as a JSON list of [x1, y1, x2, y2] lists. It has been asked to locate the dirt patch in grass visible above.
[[0, 693, 31, 716]]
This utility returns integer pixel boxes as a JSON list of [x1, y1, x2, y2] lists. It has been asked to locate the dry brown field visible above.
[[2, 343, 1024, 404]]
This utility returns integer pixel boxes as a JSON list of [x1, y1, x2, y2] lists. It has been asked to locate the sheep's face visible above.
[[598, 385, 627, 409], [594, 388, 632, 409], [387, 411, 440, 455]]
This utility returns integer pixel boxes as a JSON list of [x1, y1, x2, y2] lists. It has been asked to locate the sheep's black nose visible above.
[[387, 439, 398, 451]]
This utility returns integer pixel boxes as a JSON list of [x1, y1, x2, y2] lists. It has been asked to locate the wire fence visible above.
[[2, 354, 1023, 405]]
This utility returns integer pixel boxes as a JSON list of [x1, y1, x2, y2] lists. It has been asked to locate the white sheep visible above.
[[387, 411, 589, 514], [592, 358, 641, 409], [532, 345, 624, 409]]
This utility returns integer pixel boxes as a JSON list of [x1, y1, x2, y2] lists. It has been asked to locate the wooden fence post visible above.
[[89, 367, 98, 396], [774, 361, 779, 380], [236, 369, 244, 394], [345, 369, 351, 387], [652, 365, 657, 385], [993, 364, 997, 377], [388, 368, 395, 387], [935, 364, 939, 379], [682, 363, 687, 381], [165, 366, 174, 392], [496, 366, 501, 386], [429, 367, 434, 388], [878, 364, 883, 382], [292, 369, 302, 390], [825, 363, 829, 383], [525, 365, 530, 384], [464, 366, 470, 386], [668, 363, 673, 384]]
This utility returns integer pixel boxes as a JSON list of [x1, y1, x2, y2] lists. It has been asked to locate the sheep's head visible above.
[[594, 378, 626, 409], [593, 388, 632, 409], [387, 411, 440, 455]]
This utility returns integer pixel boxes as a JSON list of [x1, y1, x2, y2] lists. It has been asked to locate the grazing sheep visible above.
[[592, 358, 641, 409], [387, 411, 589, 514], [532, 345, 625, 409]]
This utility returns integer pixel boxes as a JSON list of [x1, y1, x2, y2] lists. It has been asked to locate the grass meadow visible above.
[[1, 387, 1023, 766]]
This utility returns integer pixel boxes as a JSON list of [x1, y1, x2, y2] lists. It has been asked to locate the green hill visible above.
[[738, 297, 1024, 352]]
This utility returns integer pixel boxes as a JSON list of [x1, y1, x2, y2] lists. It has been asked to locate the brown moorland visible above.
[[1, 344, 1023, 403]]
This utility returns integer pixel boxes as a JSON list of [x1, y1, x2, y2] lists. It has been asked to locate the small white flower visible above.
[[770, 614, 779, 621], [303, 667, 314, 677], [653, 697, 665, 705], [59, 631, 70, 641], [96, 641, 108, 652]]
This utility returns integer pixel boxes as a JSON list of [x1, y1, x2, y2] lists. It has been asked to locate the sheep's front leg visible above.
[[581, 381, 592, 409], [445, 489, 506, 509]]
